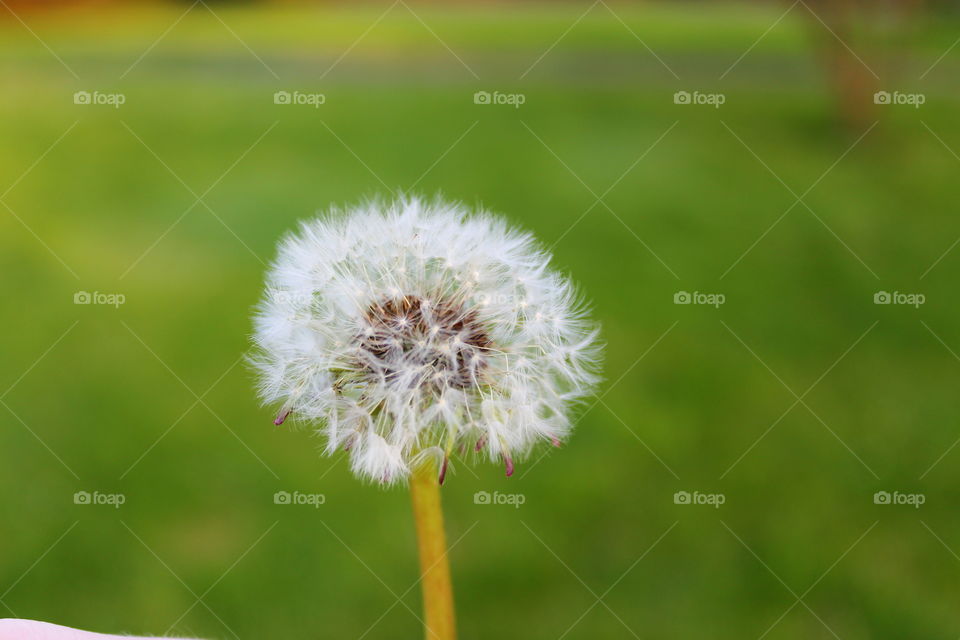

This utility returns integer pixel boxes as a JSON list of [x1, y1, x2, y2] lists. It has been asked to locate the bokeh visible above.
[[2, 1, 960, 638]]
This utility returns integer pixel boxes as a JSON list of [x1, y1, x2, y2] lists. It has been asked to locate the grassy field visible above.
[[2, 3, 960, 638]]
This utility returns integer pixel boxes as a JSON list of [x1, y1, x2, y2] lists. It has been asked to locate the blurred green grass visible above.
[[2, 3, 960, 639]]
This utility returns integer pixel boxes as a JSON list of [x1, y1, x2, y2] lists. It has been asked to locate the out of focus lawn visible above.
[[1, 3, 960, 639]]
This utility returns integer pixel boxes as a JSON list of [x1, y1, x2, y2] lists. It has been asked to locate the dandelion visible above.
[[252, 196, 602, 639]]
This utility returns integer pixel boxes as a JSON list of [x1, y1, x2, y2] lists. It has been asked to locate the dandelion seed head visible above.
[[252, 196, 602, 485]]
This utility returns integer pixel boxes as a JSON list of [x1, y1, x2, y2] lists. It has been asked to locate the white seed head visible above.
[[252, 196, 602, 485]]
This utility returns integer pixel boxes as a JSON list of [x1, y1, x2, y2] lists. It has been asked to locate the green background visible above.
[[1, 3, 959, 638]]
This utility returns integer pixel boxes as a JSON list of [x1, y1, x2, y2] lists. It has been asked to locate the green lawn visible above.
[[1, 3, 960, 638]]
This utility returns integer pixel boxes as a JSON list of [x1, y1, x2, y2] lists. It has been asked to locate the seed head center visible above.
[[360, 295, 490, 390]]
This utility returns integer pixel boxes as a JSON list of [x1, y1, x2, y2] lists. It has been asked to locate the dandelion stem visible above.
[[410, 462, 456, 640]]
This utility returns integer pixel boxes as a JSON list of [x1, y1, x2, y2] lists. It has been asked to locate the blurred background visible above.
[[2, 0, 960, 638]]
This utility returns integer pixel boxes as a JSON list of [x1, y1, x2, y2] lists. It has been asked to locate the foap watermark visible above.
[[874, 91, 925, 108], [73, 91, 125, 108], [674, 290, 725, 308], [74, 291, 126, 308], [274, 90, 326, 108], [273, 490, 325, 508], [473, 91, 525, 108], [268, 290, 313, 306], [474, 490, 525, 508], [874, 490, 924, 508], [874, 291, 924, 308], [472, 292, 522, 307], [673, 90, 725, 108], [74, 491, 126, 509], [673, 490, 725, 508]]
